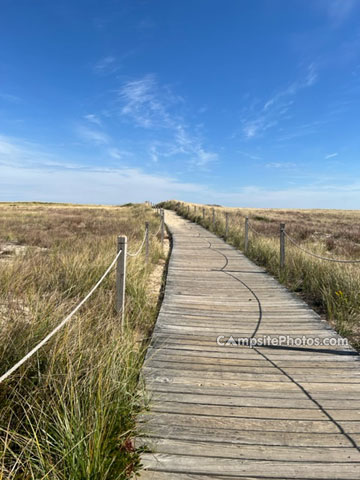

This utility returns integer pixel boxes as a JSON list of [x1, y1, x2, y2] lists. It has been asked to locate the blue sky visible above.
[[1, 0, 360, 207]]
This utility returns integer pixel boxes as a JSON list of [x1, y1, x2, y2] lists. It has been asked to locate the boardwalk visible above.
[[138, 210, 360, 479]]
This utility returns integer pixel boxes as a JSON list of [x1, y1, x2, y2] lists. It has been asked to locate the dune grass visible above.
[[0, 203, 165, 479], [161, 200, 360, 349]]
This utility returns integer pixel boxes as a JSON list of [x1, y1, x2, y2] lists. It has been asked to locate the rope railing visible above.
[[0, 207, 167, 385], [247, 221, 264, 236], [284, 231, 360, 264], [152, 222, 162, 237], [126, 214, 164, 258], [0, 249, 123, 384], [174, 204, 360, 269], [247, 220, 278, 238], [126, 229, 148, 257]]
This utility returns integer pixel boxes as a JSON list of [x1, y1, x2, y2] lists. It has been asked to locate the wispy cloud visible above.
[[0, 135, 79, 170], [0, 135, 204, 204], [0, 93, 21, 103], [265, 162, 296, 169], [2, 136, 359, 209], [148, 134, 218, 168], [320, 0, 358, 26], [238, 151, 262, 161], [94, 55, 118, 75], [1, 163, 205, 204], [325, 152, 338, 159], [174, 126, 218, 167], [241, 64, 318, 139], [210, 182, 360, 209], [76, 125, 110, 145], [118, 74, 179, 129], [118, 74, 217, 167], [276, 119, 331, 142], [107, 147, 132, 160], [263, 65, 317, 112], [84, 114, 102, 126]]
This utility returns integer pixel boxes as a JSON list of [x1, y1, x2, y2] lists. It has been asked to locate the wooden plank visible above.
[[149, 391, 360, 409], [137, 210, 360, 479], [138, 437, 360, 462], [138, 473, 351, 480], [140, 424, 353, 447], [139, 453, 360, 479]]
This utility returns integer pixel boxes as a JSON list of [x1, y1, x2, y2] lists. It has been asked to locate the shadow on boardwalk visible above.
[[137, 210, 360, 480]]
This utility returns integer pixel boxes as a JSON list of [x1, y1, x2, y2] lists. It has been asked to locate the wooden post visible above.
[[244, 217, 249, 253], [212, 208, 215, 228], [116, 235, 127, 322], [280, 223, 286, 270], [202, 208, 205, 220], [194, 205, 197, 213], [161, 209, 165, 249], [225, 212, 229, 241], [187, 205, 190, 215], [145, 221, 149, 264]]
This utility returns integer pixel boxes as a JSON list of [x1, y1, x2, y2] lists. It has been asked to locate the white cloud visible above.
[[321, 0, 357, 25], [0, 135, 82, 170], [304, 63, 318, 87], [94, 56, 117, 74], [0, 93, 21, 103], [0, 135, 21, 158], [265, 162, 296, 169], [0, 164, 203, 204], [149, 144, 159, 163], [118, 74, 217, 167], [118, 74, 176, 129], [174, 126, 218, 167], [243, 118, 278, 139], [3, 161, 360, 208], [238, 151, 262, 161], [243, 124, 258, 139], [107, 148, 131, 160], [325, 152, 338, 159], [84, 114, 102, 126], [206, 183, 360, 209], [263, 65, 317, 112], [1, 135, 360, 208], [0, 134, 205, 203], [241, 65, 318, 139], [76, 125, 110, 145]]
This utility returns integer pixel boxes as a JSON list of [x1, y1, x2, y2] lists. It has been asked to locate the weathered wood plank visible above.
[[136, 210, 360, 479], [140, 424, 353, 447], [139, 454, 360, 479], [137, 438, 360, 462]]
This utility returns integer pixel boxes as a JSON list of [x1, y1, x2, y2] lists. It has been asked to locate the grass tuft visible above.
[[161, 200, 360, 349], [0, 202, 165, 479]]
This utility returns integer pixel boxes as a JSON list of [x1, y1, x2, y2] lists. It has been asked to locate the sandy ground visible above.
[[0, 242, 46, 263], [148, 231, 171, 299]]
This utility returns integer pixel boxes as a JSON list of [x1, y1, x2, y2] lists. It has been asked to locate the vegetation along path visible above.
[[137, 210, 360, 479]]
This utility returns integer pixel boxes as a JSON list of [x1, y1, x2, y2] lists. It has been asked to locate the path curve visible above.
[[138, 210, 360, 479]]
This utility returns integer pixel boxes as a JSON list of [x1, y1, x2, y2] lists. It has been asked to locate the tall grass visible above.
[[161, 200, 360, 349], [0, 203, 165, 479]]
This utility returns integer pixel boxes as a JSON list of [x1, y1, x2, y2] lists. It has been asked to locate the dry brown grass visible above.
[[0, 202, 166, 479], [162, 200, 360, 349]]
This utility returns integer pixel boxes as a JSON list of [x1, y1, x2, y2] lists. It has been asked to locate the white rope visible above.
[[284, 232, 360, 264], [126, 230, 147, 258], [152, 222, 162, 237], [247, 221, 262, 235], [0, 250, 123, 384]]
